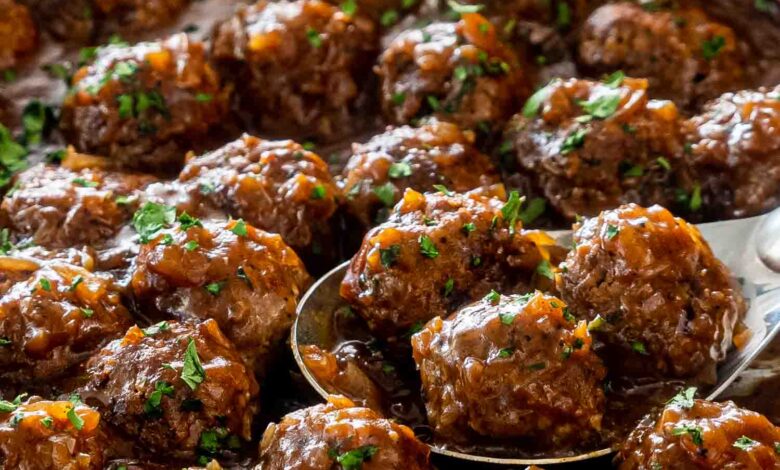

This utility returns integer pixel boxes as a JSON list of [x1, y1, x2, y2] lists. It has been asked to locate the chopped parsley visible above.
[[0, 338, 11, 346], [672, 425, 703, 446], [231, 219, 248, 237], [500, 190, 524, 235], [205, 282, 224, 296], [702, 35, 726, 60], [560, 128, 587, 154], [733, 436, 758, 451], [181, 339, 206, 390], [0, 124, 28, 188], [668, 387, 697, 409], [562, 307, 575, 322], [72, 177, 98, 188], [461, 222, 476, 234], [391, 92, 406, 106], [587, 314, 606, 331], [380, 9, 399, 26], [631, 341, 648, 355], [499, 311, 516, 325], [80, 308, 94, 318], [184, 240, 199, 251], [485, 290, 500, 304], [38, 278, 52, 292], [40, 416, 53, 428], [341, 0, 357, 15], [379, 245, 401, 268], [21, 101, 56, 147], [432, 184, 453, 196], [656, 156, 671, 171], [67, 406, 84, 430], [132, 202, 176, 243], [69, 276, 84, 292], [603, 70, 625, 88], [519, 197, 546, 225], [306, 28, 323, 48], [528, 362, 546, 371], [177, 212, 202, 230], [556, 2, 571, 29], [329, 445, 379, 470], [373, 182, 396, 207], [443, 278, 454, 297], [143, 321, 170, 336], [144, 381, 175, 416], [498, 347, 514, 358], [311, 184, 327, 200], [418, 235, 439, 259], [522, 84, 552, 118], [536, 259, 554, 280], [446, 0, 483, 14], [388, 162, 412, 179], [689, 183, 702, 211], [622, 164, 644, 177], [580, 92, 621, 119], [195, 93, 213, 103], [605, 224, 620, 240]]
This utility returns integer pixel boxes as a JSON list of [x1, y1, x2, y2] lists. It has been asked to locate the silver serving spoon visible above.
[[291, 208, 780, 466]]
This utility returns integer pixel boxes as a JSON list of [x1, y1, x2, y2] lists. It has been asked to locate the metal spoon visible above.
[[291, 208, 780, 466]]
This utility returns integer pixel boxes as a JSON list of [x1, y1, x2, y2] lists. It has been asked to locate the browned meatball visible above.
[[145, 135, 340, 256], [342, 120, 501, 227], [81, 320, 259, 462], [0, 397, 107, 469], [0, 0, 36, 70], [412, 291, 606, 448], [502, 76, 684, 220], [130, 213, 311, 373], [679, 87, 780, 219], [618, 395, 780, 470], [377, 13, 528, 132], [340, 188, 558, 337], [558, 204, 746, 383], [60, 34, 229, 172], [212, 0, 378, 141], [0, 262, 132, 384], [257, 395, 432, 470], [0, 163, 154, 249], [579, 4, 747, 110]]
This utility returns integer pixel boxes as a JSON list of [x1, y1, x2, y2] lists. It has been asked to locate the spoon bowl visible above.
[[292, 209, 780, 465]]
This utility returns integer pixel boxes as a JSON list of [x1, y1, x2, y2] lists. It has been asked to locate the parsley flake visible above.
[[181, 339, 206, 390], [418, 235, 439, 259]]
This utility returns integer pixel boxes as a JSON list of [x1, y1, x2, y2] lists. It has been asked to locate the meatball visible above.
[[342, 119, 501, 227], [618, 395, 780, 470], [130, 213, 311, 373], [558, 204, 746, 383], [146, 135, 340, 256], [0, 163, 154, 249], [579, 4, 747, 110], [0, 246, 95, 296], [0, 397, 107, 469], [0, 0, 36, 70], [340, 188, 558, 337], [0, 262, 133, 384], [81, 320, 259, 461], [412, 291, 606, 447], [60, 34, 229, 172], [679, 87, 780, 219], [502, 76, 684, 220], [377, 13, 528, 131], [212, 0, 377, 141], [257, 395, 432, 470]]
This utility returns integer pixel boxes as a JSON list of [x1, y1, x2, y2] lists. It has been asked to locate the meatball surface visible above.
[[130, 214, 311, 373], [342, 120, 501, 227], [146, 135, 340, 255], [60, 34, 229, 172], [341, 188, 557, 337], [0, 163, 154, 249], [377, 13, 528, 132], [0, 262, 133, 384], [257, 395, 432, 470], [0, 0, 36, 70], [503, 76, 683, 220], [680, 87, 780, 219], [0, 397, 107, 469], [618, 396, 780, 470], [212, 0, 377, 141], [81, 320, 259, 460], [558, 204, 745, 383], [579, 4, 747, 110], [412, 291, 606, 448]]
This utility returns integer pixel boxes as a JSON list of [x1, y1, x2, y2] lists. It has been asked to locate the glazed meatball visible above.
[[0, 262, 133, 384], [579, 4, 747, 110], [340, 188, 558, 337], [60, 34, 229, 172], [81, 320, 259, 461], [412, 291, 606, 448], [377, 13, 528, 131], [257, 395, 432, 470], [212, 0, 378, 141], [502, 76, 684, 220], [618, 396, 780, 470], [0, 397, 107, 469], [558, 204, 745, 383], [130, 214, 311, 374], [342, 120, 501, 227], [146, 135, 340, 256], [679, 87, 780, 219], [0, 163, 154, 249], [0, 0, 36, 70]]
